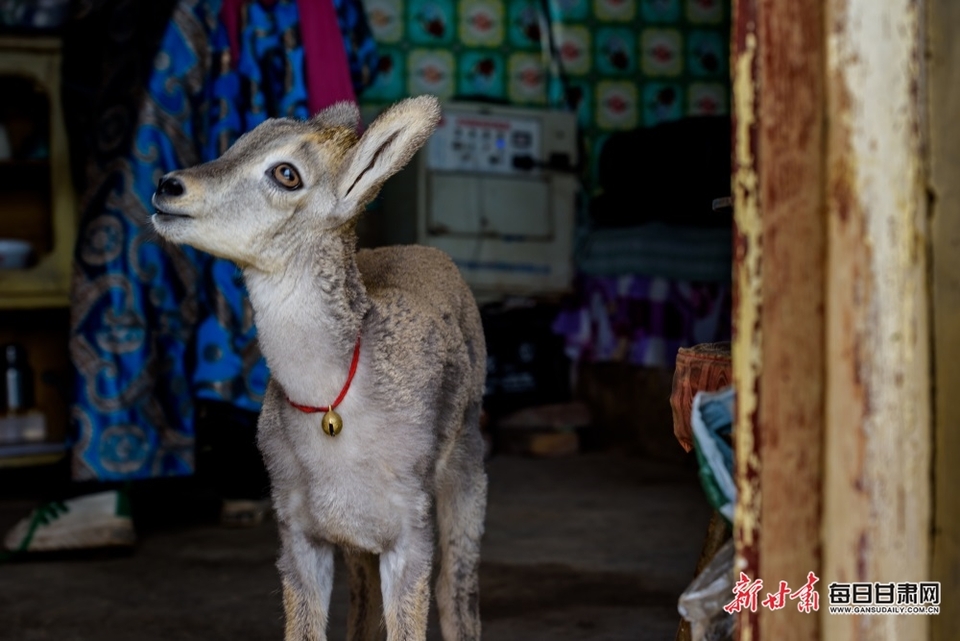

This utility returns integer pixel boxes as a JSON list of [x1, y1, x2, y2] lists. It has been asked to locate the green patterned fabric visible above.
[[358, 0, 730, 184]]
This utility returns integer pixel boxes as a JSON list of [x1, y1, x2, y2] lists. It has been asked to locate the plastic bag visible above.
[[691, 387, 735, 524], [678, 538, 736, 641]]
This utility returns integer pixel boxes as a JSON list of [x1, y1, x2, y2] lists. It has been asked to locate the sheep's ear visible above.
[[334, 95, 440, 215], [311, 101, 361, 131]]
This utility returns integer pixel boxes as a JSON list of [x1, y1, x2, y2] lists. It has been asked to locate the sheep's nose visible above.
[[157, 175, 185, 197]]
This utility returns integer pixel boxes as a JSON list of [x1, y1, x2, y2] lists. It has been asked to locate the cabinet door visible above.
[[0, 38, 77, 309]]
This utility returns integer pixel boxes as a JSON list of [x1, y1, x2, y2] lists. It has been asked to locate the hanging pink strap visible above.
[[220, 0, 243, 68], [221, 0, 357, 114], [297, 0, 357, 114]]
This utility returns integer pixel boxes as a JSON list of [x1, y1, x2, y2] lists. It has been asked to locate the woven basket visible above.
[[670, 342, 732, 452]]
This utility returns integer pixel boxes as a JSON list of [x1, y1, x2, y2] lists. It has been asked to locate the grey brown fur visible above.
[[151, 96, 487, 641]]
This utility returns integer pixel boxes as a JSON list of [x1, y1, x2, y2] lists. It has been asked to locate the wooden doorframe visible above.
[[731, 1, 826, 639], [928, 1, 960, 639], [731, 1, 938, 640]]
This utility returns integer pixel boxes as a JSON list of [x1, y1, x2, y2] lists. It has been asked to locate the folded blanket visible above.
[[576, 222, 733, 282]]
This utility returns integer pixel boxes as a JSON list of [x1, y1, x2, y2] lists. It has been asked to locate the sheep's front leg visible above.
[[379, 526, 434, 641], [278, 524, 335, 641]]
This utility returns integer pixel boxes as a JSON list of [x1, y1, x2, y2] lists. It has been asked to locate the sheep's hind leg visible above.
[[435, 408, 487, 641], [345, 549, 384, 641]]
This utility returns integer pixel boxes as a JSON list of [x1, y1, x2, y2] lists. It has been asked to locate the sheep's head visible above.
[[151, 95, 441, 271]]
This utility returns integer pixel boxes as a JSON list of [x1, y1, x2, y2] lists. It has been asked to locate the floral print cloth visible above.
[[70, 0, 376, 480]]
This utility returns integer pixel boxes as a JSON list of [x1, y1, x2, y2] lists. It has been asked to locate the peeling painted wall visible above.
[[822, 1, 931, 640]]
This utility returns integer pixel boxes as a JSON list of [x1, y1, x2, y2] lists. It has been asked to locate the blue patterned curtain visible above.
[[70, 0, 374, 480]]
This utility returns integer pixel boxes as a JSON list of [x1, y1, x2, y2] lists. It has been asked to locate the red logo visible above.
[[726, 572, 821, 614], [724, 573, 764, 614]]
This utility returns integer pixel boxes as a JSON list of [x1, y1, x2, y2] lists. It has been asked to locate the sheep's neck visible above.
[[243, 232, 370, 406]]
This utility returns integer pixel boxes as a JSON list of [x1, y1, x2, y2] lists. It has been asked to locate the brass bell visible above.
[[321, 409, 343, 436]]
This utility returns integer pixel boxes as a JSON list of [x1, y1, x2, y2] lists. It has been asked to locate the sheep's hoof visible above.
[[322, 409, 343, 436]]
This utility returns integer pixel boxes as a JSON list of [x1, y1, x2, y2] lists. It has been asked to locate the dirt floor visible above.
[[0, 453, 713, 641]]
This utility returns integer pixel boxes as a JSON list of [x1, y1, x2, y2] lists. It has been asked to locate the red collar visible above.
[[286, 333, 362, 413]]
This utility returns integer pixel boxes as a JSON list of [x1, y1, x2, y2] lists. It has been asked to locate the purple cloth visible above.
[[552, 274, 732, 369]]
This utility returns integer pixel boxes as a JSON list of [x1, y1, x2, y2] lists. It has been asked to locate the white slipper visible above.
[[3, 490, 136, 552]]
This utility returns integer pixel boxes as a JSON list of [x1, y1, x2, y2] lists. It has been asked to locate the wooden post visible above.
[[754, 1, 826, 639], [927, 0, 960, 639], [731, 1, 762, 634], [731, 1, 825, 639], [822, 1, 931, 640], [733, 1, 934, 640]]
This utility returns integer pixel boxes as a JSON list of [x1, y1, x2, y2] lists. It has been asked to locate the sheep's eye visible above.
[[271, 163, 301, 190]]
